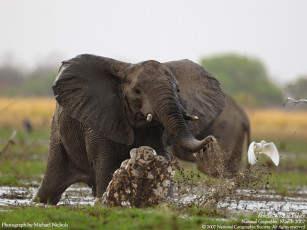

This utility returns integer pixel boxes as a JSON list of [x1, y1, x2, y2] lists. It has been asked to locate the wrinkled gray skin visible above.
[[32, 54, 225, 204], [170, 94, 250, 177]]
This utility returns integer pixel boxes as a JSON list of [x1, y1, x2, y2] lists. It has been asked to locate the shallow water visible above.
[[0, 185, 94, 209], [1, 185, 306, 217]]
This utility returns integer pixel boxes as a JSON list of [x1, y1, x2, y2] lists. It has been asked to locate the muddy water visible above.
[[1, 184, 306, 217], [218, 189, 307, 217], [0, 185, 94, 209]]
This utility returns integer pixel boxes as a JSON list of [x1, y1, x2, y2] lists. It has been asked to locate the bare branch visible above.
[[0, 130, 17, 156]]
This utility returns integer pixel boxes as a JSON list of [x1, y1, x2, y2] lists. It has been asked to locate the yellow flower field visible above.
[[0, 98, 306, 141], [0, 98, 55, 130], [247, 109, 307, 141]]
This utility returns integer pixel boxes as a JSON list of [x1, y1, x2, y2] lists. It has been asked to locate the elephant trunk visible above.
[[148, 85, 208, 153]]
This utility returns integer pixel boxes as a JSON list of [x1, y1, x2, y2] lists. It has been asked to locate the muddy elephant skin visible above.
[[32, 54, 225, 204], [171, 94, 250, 177]]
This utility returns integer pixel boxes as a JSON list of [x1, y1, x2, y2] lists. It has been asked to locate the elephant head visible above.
[[52, 54, 225, 152]]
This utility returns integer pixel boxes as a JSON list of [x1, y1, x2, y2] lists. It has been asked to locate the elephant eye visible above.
[[133, 88, 141, 95], [177, 87, 180, 93]]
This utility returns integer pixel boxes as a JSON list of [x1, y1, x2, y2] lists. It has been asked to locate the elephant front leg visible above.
[[138, 127, 174, 196], [93, 158, 119, 199], [85, 134, 120, 199], [138, 127, 170, 160]]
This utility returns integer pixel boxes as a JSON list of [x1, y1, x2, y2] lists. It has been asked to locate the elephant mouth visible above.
[[134, 112, 154, 123], [134, 112, 145, 121], [131, 112, 158, 128]]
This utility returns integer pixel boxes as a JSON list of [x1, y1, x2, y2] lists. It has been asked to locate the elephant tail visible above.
[[241, 109, 251, 152], [246, 124, 251, 152]]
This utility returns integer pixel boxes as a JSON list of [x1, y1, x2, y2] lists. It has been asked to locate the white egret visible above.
[[283, 97, 307, 106], [247, 140, 279, 166]]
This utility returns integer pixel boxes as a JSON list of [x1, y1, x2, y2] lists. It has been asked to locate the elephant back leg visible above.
[[224, 134, 244, 175]]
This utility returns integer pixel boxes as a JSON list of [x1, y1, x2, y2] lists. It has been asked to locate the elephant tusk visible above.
[[146, 113, 153, 122], [183, 114, 199, 121], [191, 115, 198, 120], [179, 104, 199, 121]]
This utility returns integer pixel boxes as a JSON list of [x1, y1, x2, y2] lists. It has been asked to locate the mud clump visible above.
[[193, 136, 247, 179], [194, 136, 226, 178], [97, 146, 177, 208]]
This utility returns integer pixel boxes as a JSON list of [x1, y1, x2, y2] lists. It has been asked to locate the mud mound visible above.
[[98, 146, 177, 208]]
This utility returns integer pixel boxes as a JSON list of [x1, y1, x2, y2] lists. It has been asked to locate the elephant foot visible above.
[[94, 197, 103, 206], [32, 191, 62, 205]]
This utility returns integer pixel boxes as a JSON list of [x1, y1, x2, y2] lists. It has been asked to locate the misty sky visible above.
[[0, 0, 306, 84]]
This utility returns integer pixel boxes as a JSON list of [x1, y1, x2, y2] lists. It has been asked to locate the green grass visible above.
[[275, 139, 307, 154], [0, 129, 50, 141], [269, 171, 307, 194], [0, 206, 213, 230], [1, 206, 305, 230], [0, 176, 22, 186], [0, 160, 46, 185], [0, 130, 48, 186]]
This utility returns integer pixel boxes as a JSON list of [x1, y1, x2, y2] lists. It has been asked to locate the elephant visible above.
[[169, 93, 250, 177], [32, 54, 225, 204]]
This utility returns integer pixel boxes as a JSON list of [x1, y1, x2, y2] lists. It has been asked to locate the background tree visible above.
[[0, 65, 25, 93], [286, 76, 307, 99], [0, 64, 56, 97], [200, 54, 284, 108]]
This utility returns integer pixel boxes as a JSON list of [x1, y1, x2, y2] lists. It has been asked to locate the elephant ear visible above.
[[52, 54, 134, 145], [164, 59, 225, 137]]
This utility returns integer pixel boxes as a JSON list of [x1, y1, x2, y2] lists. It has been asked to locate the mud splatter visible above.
[[170, 157, 273, 211]]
